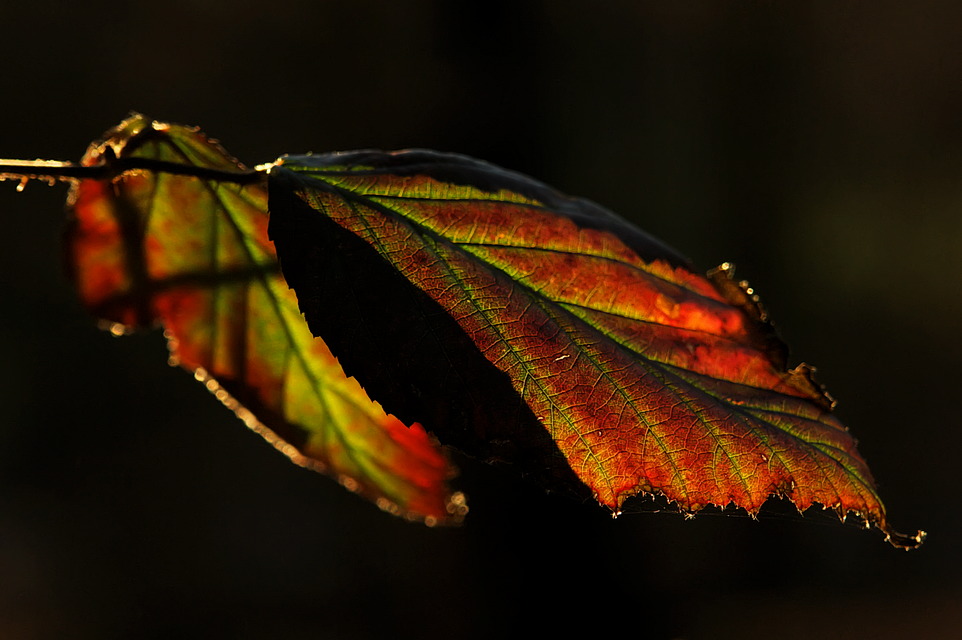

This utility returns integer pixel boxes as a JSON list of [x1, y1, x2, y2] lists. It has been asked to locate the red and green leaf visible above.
[[267, 150, 923, 548], [65, 117, 465, 524]]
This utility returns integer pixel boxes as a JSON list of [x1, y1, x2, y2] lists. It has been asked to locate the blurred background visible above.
[[0, 1, 959, 638]]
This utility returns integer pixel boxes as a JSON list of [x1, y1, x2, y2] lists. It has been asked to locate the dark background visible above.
[[0, 2, 958, 638]]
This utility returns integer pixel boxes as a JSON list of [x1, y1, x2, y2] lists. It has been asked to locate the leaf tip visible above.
[[883, 526, 927, 551]]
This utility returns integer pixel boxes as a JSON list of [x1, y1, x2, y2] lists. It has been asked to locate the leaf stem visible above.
[[0, 157, 265, 185]]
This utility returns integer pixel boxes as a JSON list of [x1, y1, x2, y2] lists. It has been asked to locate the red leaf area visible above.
[[271, 152, 923, 547], [65, 117, 464, 523]]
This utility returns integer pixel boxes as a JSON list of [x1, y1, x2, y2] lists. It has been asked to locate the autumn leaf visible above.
[[267, 149, 923, 548], [64, 116, 465, 523]]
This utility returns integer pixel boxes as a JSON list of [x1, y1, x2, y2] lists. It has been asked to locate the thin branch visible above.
[[0, 156, 265, 186]]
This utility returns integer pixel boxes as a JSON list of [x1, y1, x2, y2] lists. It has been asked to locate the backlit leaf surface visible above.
[[268, 150, 921, 547], [65, 117, 463, 523]]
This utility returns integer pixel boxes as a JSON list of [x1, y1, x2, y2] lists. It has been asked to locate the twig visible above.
[[0, 157, 265, 186]]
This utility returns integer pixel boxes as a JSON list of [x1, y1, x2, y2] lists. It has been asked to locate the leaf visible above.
[[65, 116, 465, 524], [267, 150, 923, 548]]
